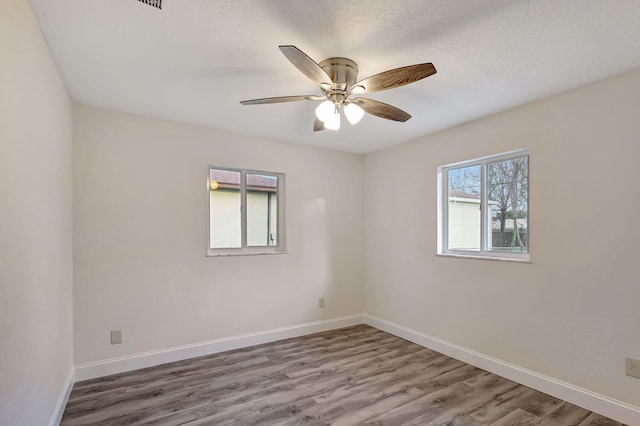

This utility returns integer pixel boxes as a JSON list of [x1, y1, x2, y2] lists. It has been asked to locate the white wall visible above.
[[72, 105, 363, 365], [0, 1, 73, 425], [364, 68, 640, 407]]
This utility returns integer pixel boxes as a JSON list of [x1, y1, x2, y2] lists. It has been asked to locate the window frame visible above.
[[437, 149, 530, 263], [207, 165, 287, 257]]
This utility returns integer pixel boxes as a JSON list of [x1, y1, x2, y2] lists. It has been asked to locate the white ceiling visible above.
[[29, 0, 640, 154]]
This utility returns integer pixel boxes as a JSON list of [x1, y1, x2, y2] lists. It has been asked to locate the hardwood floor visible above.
[[62, 325, 625, 426]]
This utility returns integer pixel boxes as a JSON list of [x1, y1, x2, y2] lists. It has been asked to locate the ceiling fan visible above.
[[240, 45, 437, 132]]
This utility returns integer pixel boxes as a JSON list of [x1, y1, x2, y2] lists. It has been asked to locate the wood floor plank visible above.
[[518, 389, 564, 418], [467, 382, 539, 424], [311, 353, 451, 405], [217, 396, 318, 426], [63, 387, 196, 426], [406, 379, 520, 425], [413, 364, 483, 395], [287, 384, 426, 425], [364, 382, 478, 425], [61, 325, 626, 426], [489, 408, 540, 426], [578, 412, 624, 426], [140, 410, 198, 425], [541, 402, 592, 425], [328, 387, 427, 426]]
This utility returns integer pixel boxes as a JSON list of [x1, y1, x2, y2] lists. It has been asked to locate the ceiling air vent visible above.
[[138, 0, 161, 9]]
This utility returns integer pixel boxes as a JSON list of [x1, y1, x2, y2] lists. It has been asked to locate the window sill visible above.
[[436, 253, 531, 264], [206, 249, 288, 257]]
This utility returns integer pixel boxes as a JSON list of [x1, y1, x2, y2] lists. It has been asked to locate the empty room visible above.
[[2, 0, 640, 425]]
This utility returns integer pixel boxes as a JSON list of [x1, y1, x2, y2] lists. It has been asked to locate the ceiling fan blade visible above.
[[354, 63, 436, 94], [240, 95, 321, 105], [352, 98, 411, 122], [313, 118, 325, 132], [279, 45, 332, 86]]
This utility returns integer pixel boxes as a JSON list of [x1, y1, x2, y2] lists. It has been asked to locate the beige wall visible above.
[[72, 105, 364, 364], [0, 0, 73, 425], [364, 68, 640, 407]]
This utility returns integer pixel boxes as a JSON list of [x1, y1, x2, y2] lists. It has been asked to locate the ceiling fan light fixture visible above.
[[315, 100, 335, 123], [323, 110, 341, 131], [344, 103, 365, 125]]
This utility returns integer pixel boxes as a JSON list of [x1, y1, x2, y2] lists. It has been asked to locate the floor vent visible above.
[[138, 0, 161, 9]]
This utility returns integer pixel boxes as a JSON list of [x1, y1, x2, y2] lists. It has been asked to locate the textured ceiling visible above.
[[29, 0, 640, 153]]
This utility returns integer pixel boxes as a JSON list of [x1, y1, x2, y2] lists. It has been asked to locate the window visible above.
[[208, 166, 286, 256], [438, 149, 529, 261]]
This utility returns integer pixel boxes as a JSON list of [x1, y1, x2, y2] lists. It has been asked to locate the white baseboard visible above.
[[364, 314, 640, 425], [49, 367, 74, 426], [74, 314, 364, 382]]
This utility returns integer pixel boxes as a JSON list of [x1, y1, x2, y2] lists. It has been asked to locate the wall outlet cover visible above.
[[625, 357, 640, 378], [111, 329, 122, 345]]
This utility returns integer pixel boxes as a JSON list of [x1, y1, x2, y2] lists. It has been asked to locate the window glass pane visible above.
[[246, 174, 278, 247], [209, 169, 241, 248], [487, 156, 528, 253], [448, 165, 481, 251]]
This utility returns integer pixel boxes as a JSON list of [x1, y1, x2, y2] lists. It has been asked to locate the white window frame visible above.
[[437, 149, 530, 263], [207, 166, 287, 257]]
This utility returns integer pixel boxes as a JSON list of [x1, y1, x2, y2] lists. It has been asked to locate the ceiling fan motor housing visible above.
[[319, 57, 358, 91]]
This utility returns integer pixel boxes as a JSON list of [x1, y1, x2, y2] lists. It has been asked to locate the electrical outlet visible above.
[[318, 297, 325, 308], [625, 357, 640, 378], [110, 329, 122, 345]]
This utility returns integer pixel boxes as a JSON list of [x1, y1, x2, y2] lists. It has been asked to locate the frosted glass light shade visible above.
[[323, 111, 341, 131], [315, 100, 335, 123], [344, 103, 365, 125]]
